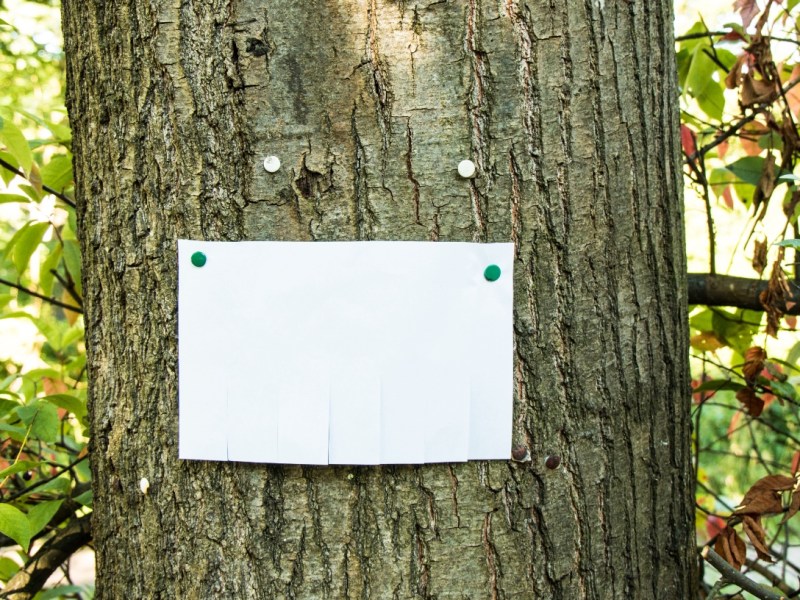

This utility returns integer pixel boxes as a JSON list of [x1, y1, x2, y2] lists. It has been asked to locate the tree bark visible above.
[[63, 0, 694, 598]]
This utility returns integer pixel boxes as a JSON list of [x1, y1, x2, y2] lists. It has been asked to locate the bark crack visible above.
[[405, 119, 422, 225], [367, 0, 394, 150], [465, 0, 490, 241], [481, 511, 501, 600], [351, 105, 376, 239]]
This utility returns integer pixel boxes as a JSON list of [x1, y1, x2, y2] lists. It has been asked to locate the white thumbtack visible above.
[[458, 159, 476, 178], [263, 156, 281, 173]]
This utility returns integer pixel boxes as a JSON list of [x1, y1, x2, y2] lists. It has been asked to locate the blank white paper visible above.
[[178, 240, 514, 465]]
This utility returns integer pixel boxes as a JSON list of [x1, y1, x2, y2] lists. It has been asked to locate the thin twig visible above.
[[2, 455, 88, 503], [0, 157, 75, 209], [48, 269, 82, 307], [703, 546, 787, 600], [0, 277, 82, 314], [686, 77, 800, 164], [0, 514, 90, 600]]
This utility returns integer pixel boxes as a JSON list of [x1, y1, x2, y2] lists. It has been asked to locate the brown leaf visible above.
[[691, 332, 725, 352], [760, 261, 793, 337], [715, 526, 747, 570], [783, 189, 800, 219], [742, 514, 773, 561], [734, 0, 761, 29], [726, 53, 748, 90], [742, 73, 778, 106], [736, 387, 765, 417], [752, 239, 768, 275], [780, 117, 800, 163], [735, 474, 797, 516], [781, 476, 800, 523], [743, 346, 767, 381], [752, 153, 776, 217]]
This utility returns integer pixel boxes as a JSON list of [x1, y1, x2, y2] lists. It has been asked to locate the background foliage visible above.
[[2, 0, 800, 598], [0, 1, 90, 597]]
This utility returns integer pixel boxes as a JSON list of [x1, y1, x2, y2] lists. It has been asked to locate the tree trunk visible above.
[[63, 0, 694, 597]]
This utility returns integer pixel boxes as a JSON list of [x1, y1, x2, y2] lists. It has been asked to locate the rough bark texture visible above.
[[63, 0, 693, 597]]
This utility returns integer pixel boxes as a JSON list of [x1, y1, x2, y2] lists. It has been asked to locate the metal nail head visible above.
[[458, 159, 476, 178], [263, 156, 281, 173]]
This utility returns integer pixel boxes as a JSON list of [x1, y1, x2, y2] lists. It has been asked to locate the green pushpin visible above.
[[191, 251, 207, 267], [484, 264, 501, 282]]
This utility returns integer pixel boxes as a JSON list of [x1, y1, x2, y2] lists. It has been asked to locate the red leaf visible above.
[[706, 515, 726, 539], [681, 124, 697, 156], [722, 186, 734, 209], [791, 451, 800, 476], [786, 315, 797, 328], [722, 30, 747, 42], [717, 137, 730, 159]]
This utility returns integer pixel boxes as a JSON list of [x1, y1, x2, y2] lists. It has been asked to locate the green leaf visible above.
[[0, 115, 32, 176], [0, 423, 27, 438], [0, 193, 30, 204], [0, 504, 31, 551], [17, 401, 60, 443], [12, 221, 50, 276], [686, 44, 718, 98], [38, 586, 89, 600], [0, 151, 19, 185], [677, 48, 692, 89], [787, 341, 800, 368], [18, 183, 43, 203], [42, 393, 86, 419], [725, 156, 766, 187], [39, 244, 62, 296], [30, 402, 59, 443], [62, 240, 81, 295], [768, 380, 797, 401], [678, 21, 712, 52], [26, 500, 63, 538], [0, 461, 37, 479], [74, 489, 92, 507], [775, 239, 800, 248], [696, 80, 725, 121], [15, 110, 71, 143], [0, 556, 20, 582], [689, 308, 715, 331], [0, 398, 18, 418], [693, 380, 746, 393], [39, 154, 72, 193], [31, 476, 70, 496], [711, 308, 759, 354]]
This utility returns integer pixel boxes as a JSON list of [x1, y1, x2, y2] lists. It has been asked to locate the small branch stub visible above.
[[139, 477, 150, 495], [511, 445, 530, 462], [545, 455, 561, 470], [263, 155, 281, 173], [458, 159, 476, 178]]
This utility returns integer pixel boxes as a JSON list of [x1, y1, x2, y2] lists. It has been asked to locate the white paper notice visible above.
[[178, 240, 514, 465]]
